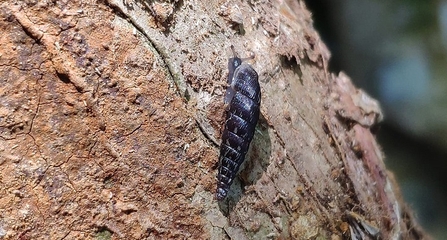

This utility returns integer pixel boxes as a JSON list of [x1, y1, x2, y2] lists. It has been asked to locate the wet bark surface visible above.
[[0, 0, 427, 239]]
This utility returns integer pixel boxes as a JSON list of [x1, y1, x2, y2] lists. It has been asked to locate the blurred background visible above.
[[303, 0, 447, 238]]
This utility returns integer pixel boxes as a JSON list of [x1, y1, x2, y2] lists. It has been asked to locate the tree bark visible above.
[[0, 0, 428, 239]]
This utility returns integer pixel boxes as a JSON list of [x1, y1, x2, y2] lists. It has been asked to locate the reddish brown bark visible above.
[[0, 0, 427, 239]]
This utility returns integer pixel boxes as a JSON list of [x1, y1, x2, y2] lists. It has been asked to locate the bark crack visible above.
[[104, 0, 183, 97]]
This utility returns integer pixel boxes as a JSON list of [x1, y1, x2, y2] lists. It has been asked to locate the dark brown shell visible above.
[[216, 50, 260, 201]]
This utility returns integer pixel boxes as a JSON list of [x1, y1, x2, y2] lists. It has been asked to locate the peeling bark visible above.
[[0, 0, 428, 239]]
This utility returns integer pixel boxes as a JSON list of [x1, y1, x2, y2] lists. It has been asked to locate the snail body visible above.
[[216, 47, 260, 201]]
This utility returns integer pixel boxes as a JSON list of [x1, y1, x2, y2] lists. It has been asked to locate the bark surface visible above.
[[0, 0, 427, 239]]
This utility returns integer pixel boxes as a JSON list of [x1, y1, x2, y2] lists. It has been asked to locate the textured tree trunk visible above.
[[0, 0, 428, 239]]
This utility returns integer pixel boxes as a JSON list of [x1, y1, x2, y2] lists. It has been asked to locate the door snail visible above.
[[216, 46, 261, 201]]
